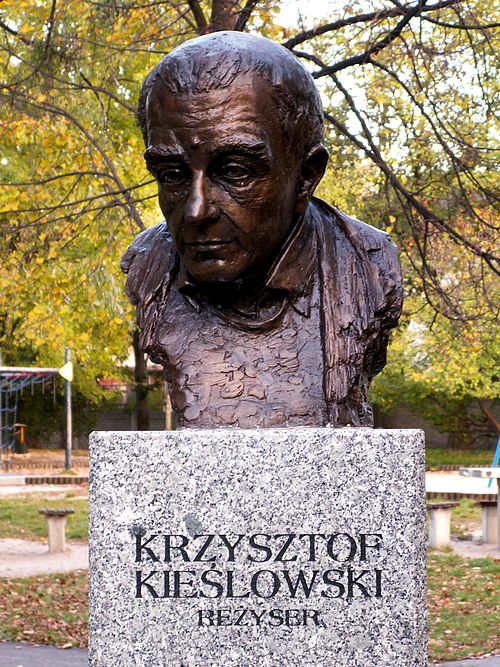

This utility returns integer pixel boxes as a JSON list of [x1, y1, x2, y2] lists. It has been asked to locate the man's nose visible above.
[[184, 171, 218, 225]]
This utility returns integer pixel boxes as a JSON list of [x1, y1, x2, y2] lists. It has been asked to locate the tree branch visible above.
[[477, 399, 500, 435], [297, 37, 499, 276], [1, 179, 154, 216], [323, 98, 499, 276], [2, 91, 146, 231], [187, 0, 208, 33], [234, 0, 262, 31], [1, 171, 116, 187], [0, 37, 137, 112], [0, 19, 32, 44], [1, 0, 57, 90], [210, 0, 241, 31], [312, 0, 431, 79], [368, 57, 499, 211], [283, 0, 460, 50], [423, 16, 500, 29]]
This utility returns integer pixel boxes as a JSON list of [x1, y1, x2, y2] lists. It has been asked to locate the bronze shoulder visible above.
[[120, 222, 173, 307], [310, 197, 403, 322]]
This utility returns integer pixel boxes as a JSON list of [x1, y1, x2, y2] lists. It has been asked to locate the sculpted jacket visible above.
[[121, 197, 403, 428]]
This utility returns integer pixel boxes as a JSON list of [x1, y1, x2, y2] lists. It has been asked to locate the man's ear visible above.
[[294, 144, 329, 215]]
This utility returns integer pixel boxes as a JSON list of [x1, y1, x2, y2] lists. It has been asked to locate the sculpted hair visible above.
[[137, 31, 324, 154]]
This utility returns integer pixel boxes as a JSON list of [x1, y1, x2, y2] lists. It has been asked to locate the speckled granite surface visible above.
[[89, 428, 426, 666]]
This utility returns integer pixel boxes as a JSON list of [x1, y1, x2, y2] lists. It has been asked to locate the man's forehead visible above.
[[146, 71, 278, 118], [145, 75, 282, 152]]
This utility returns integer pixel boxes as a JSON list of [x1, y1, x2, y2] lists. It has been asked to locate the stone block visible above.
[[426, 502, 458, 550], [480, 501, 499, 545], [89, 428, 426, 666]]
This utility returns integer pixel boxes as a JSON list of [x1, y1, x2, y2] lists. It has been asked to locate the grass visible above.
[[0, 571, 88, 648], [426, 448, 494, 468], [428, 552, 500, 662], [450, 498, 482, 522], [0, 495, 88, 541]]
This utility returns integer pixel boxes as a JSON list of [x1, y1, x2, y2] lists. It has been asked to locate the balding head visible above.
[[138, 31, 324, 158]]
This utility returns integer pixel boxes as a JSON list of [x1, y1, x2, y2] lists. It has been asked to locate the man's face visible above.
[[144, 75, 303, 285]]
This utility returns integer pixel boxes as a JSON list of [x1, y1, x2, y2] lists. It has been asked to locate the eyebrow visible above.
[[209, 140, 270, 161], [144, 139, 270, 164], [144, 146, 185, 163]]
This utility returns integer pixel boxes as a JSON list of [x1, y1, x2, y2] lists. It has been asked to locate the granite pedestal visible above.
[[89, 428, 426, 666]]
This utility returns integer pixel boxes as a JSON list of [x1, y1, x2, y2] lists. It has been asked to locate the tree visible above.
[[0, 0, 176, 412], [371, 265, 499, 445], [1, 0, 498, 422]]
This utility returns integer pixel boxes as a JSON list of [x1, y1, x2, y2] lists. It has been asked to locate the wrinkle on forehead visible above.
[[145, 77, 282, 145], [145, 89, 283, 161]]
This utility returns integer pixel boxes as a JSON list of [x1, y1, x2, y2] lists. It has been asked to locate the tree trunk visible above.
[[210, 0, 241, 31], [133, 328, 150, 431], [445, 403, 473, 449], [477, 399, 500, 436]]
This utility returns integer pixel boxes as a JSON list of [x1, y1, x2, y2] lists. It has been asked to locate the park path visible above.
[[0, 538, 88, 577], [0, 642, 87, 667], [426, 470, 496, 496], [0, 642, 498, 666]]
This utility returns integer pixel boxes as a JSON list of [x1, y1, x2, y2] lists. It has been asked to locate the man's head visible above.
[[139, 31, 328, 286]]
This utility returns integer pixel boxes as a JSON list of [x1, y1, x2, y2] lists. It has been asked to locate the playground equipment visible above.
[[0, 366, 58, 469], [0, 349, 73, 470]]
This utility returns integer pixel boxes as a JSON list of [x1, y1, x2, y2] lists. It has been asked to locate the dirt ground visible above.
[[8, 450, 89, 473]]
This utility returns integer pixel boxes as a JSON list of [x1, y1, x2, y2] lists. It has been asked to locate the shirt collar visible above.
[[176, 207, 316, 317]]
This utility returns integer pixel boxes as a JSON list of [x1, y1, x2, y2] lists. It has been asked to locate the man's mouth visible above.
[[184, 240, 235, 250]]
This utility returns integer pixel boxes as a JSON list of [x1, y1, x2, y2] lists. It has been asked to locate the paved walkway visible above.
[[0, 483, 87, 497], [0, 642, 498, 666], [449, 536, 499, 560], [0, 642, 87, 667], [436, 659, 500, 666], [0, 539, 88, 577]]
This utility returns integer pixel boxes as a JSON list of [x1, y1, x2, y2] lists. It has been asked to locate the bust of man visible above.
[[121, 31, 403, 429]]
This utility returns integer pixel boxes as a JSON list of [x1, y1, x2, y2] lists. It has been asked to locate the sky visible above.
[[276, 0, 352, 29]]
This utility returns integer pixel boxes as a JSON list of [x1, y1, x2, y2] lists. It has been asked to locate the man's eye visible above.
[[218, 163, 252, 184], [156, 166, 188, 184]]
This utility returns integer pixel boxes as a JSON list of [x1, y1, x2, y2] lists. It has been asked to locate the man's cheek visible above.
[[224, 186, 271, 209], [158, 185, 182, 209], [157, 190, 170, 216]]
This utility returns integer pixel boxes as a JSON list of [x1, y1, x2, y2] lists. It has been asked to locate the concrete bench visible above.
[[426, 502, 459, 549], [460, 468, 500, 548], [38, 507, 74, 553], [478, 500, 498, 544]]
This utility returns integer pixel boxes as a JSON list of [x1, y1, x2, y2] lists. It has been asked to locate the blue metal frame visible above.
[[0, 368, 58, 469], [488, 434, 500, 489]]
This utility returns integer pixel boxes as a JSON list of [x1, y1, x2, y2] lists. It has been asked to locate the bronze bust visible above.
[[121, 31, 403, 429]]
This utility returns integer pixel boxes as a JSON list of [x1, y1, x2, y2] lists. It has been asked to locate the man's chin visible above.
[[184, 259, 249, 287], [189, 270, 245, 288]]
